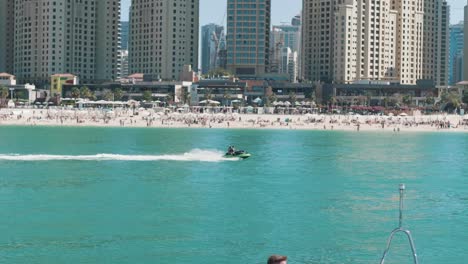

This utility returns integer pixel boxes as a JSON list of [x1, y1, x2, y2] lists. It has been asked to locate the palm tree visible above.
[[80, 86, 92, 99], [462, 93, 468, 105], [0, 86, 9, 107], [142, 90, 152, 102], [440, 91, 462, 112], [402, 94, 412, 107], [222, 90, 231, 106], [102, 89, 114, 101], [267, 92, 277, 107], [71, 87, 80, 99], [205, 88, 213, 100], [425, 96, 435, 106], [114, 88, 124, 101], [288, 91, 297, 103]]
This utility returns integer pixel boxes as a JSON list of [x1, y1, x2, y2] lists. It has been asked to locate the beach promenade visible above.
[[1, 108, 467, 133]]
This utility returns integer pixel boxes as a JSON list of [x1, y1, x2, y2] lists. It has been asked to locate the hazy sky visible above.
[[121, 0, 465, 25]]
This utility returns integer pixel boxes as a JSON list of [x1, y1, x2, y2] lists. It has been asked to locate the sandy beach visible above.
[[1, 108, 467, 133]]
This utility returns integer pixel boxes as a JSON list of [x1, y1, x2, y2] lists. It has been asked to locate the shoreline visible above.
[[1, 108, 467, 133]]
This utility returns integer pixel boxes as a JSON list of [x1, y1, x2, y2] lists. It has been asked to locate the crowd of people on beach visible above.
[[0, 107, 467, 132]]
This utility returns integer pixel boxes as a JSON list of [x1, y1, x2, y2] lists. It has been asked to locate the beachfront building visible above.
[[302, 0, 449, 86], [50, 74, 79, 98], [128, 0, 199, 81], [0, 73, 36, 103], [226, 0, 271, 76], [201, 24, 225, 75], [270, 15, 301, 79], [0, 0, 14, 74], [9, 0, 121, 86], [323, 82, 439, 107], [62, 81, 192, 104], [450, 23, 464, 85]]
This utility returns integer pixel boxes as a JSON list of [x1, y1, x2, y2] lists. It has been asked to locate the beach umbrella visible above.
[[295, 101, 302, 106], [253, 97, 262, 104], [284, 101, 291, 106], [399, 113, 408, 116], [231, 99, 241, 103]]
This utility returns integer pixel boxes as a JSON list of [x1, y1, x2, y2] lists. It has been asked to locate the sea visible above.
[[0, 126, 467, 264]]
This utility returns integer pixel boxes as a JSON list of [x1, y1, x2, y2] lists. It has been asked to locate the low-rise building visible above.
[[0, 73, 36, 102], [50, 74, 79, 97]]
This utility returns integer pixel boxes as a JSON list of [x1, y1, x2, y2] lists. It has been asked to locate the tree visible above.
[[80, 86, 92, 99], [114, 88, 124, 101], [142, 90, 152, 102], [402, 94, 412, 106], [425, 96, 435, 106], [266, 92, 277, 107], [222, 90, 231, 105], [71, 87, 80, 99], [0, 86, 9, 107], [288, 91, 296, 103], [440, 91, 461, 112], [205, 88, 213, 100], [166, 92, 175, 104], [382, 97, 389, 108], [102, 89, 114, 101]]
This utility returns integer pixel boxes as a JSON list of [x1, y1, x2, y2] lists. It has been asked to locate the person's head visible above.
[[267, 255, 287, 264]]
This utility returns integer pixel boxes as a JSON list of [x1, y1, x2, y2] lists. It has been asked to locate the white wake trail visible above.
[[0, 149, 237, 163]]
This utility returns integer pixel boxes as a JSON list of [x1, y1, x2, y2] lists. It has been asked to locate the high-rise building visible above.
[[303, 0, 447, 86], [226, 0, 271, 76], [121, 21, 130, 50], [302, 0, 335, 83], [201, 24, 224, 75], [0, 0, 14, 74], [423, 0, 449, 87], [449, 22, 464, 85], [464, 1, 468, 81], [10, 0, 121, 86], [129, 0, 199, 81], [271, 15, 301, 81]]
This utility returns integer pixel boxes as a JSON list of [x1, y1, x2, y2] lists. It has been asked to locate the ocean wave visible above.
[[0, 149, 237, 163]]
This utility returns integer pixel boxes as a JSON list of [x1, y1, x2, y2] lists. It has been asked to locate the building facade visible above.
[[121, 21, 130, 50], [450, 22, 464, 85], [422, 0, 449, 87], [226, 0, 271, 76], [464, 1, 468, 81], [302, 0, 447, 86], [201, 24, 224, 75], [271, 15, 301, 80], [10, 0, 120, 86], [0, 0, 14, 74], [129, 0, 199, 81]]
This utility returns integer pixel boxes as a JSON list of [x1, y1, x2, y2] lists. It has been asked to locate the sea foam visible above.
[[0, 149, 237, 163]]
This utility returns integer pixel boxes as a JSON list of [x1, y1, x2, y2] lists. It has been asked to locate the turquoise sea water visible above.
[[0, 127, 467, 264]]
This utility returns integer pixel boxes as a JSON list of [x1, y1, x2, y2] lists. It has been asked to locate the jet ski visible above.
[[224, 150, 251, 159]]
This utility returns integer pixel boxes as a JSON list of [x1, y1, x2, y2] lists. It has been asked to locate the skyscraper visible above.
[[0, 0, 15, 74], [271, 15, 301, 80], [121, 21, 130, 50], [302, 0, 448, 86], [464, 1, 468, 81], [449, 22, 464, 85], [10, 0, 121, 85], [129, 0, 199, 81], [423, 0, 449, 87], [226, 0, 271, 76], [201, 24, 224, 75], [301, 0, 335, 83]]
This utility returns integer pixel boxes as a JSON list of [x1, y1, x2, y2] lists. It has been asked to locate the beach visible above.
[[1, 108, 467, 132]]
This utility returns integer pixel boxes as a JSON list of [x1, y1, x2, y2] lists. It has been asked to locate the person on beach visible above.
[[267, 255, 287, 264]]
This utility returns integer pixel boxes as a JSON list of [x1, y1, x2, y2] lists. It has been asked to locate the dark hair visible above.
[[267, 255, 287, 264]]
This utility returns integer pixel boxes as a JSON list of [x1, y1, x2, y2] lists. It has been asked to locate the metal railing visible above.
[[379, 184, 419, 264]]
